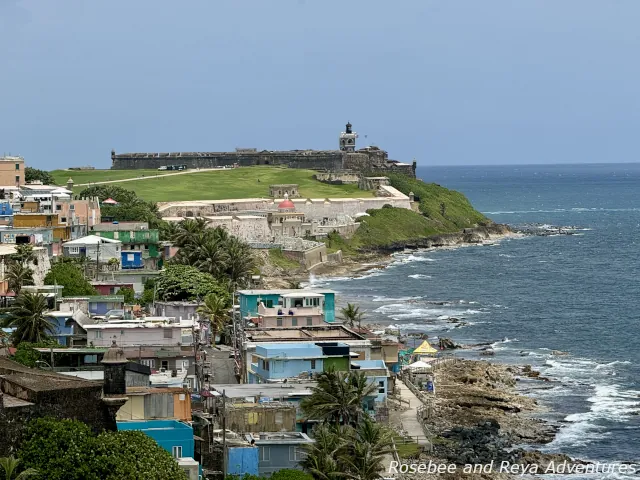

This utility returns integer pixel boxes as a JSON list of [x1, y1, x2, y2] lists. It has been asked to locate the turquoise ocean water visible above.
[[310, 163, 640, 477]]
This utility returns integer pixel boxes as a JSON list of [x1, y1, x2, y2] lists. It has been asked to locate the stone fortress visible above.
[[111, 122, 417, 177]]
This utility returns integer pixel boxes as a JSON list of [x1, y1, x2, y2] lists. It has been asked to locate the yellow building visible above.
[[12, 213, 71, 241], [0, 156, 25, 187]]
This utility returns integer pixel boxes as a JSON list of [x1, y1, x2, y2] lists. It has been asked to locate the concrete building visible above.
[[245, 432, 313, 477], [154, 301, 201, 320], [90, 222, 161, 270], [0, 156, 24, 187], [12, 213, 72, 242], [238, 289, 336, 325], [351, 359, 390, 405], [0, 244, 51, 295], [249, 342, 351, 384], [62, 235, 122, 262], [96, 269, 161, 295]]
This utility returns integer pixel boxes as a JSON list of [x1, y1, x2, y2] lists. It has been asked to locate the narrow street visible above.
[[204, 346, 239, 385]]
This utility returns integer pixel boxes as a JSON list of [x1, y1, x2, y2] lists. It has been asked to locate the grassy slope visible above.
[[51, 169, 171, 185], [330, 175, 490, 251], [55, 167, 372, 201]]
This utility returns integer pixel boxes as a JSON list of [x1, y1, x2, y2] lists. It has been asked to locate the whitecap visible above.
[[408, 274, 431, 279]]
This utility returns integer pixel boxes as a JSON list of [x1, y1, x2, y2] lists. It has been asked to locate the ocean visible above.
[[310, 163, 640, 477]]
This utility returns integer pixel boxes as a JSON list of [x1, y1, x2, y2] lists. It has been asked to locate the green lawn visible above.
[[51, 169, 171, 186], [62, 166, 372, 202]]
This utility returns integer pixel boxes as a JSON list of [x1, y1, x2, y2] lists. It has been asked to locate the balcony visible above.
[[258, 303, 322, 317]]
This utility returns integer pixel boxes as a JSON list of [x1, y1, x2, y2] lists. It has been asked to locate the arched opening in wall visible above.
[[264, 160, 270, 165], [186, 211, 194, 217]]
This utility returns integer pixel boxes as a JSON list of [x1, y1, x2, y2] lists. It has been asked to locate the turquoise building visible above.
[[237, 289, 336, 324], [117, 419, 195, 459]]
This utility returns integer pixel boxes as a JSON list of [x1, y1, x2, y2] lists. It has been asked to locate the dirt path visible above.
[[75, 168, 221, 186], [395, 379, 430, 446]]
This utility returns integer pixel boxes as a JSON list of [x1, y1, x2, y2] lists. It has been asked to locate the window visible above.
[[164, 329, 172, 339], [260, 446, 270, 462], [172, 446, 182, 458], [127, 254, 134, 261], [70, 204, 75, 210], [56, 204, 62, 211], [113, 232, 119, 239], [289, 446, 305, 462], [180, 359, 189, 371], [61, 217, 67, 223], [144, 232, 150, 239], [140, 359, 155, 368], [310, 359, 316, 369], [378, 381, 385, 394], [276, 317, 283, 327], [306, 317, 313, 326], [161, 360, 169, 370], [68, 246, 79, 254], [265, 299, 273, 308], [130, 231, 135, 239], [15, 163, 20, 170], [95, 330, 102, 339], [291, 317, 298, 327]]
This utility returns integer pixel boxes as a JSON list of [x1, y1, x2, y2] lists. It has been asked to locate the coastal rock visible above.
[[438, 337, 459, 350]]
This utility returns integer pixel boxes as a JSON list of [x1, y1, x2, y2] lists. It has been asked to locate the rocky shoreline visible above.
[[388, 359, 588, 479]]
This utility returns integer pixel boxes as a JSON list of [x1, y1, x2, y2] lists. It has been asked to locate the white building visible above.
[[63, 235, 121, 262]]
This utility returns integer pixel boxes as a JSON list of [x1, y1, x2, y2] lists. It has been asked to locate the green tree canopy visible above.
[[155, 264, 227, 301], [118, 286, 135, 304], [2, 293, 55, 346], [24, 167, 55, 186], [44, 263, 97, 297], [18, 418, 187, 480], [197, 293, 231, 345], [9, 340, 59, 367], [339, 303, 365, 330]]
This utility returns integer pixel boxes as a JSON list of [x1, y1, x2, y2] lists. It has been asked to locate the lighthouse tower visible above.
[[339, 122, 358, 152]]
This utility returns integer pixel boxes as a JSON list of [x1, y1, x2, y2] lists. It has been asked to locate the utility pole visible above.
[[222, 390, 227, 478], [95, 240, 100, 280]]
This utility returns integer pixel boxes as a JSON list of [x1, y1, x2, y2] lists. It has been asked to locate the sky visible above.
[[1, 0, 639, 169]]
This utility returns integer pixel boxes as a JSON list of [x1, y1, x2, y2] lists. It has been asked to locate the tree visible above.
[[0, 456, 37, 480], [11, 244, 36, 266], [3, 293, 55, 346], [18, 418, 187, 480], [155, 264, 226, 301], [197, 293, 230, 345], [6, 263, 34, 295], [24, 167, 55, 185], [300, 369, 377, 426], [44, 263, 97, 297], [10, 340, 58, 368], [118, 286, 135, 304], [339, 303, 365, 331], [300, 418, 393, 480]]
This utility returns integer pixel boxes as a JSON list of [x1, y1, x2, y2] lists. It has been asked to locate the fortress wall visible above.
[[111, 151, 345, 170]]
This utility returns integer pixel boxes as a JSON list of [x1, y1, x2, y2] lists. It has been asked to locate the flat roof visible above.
[[280, 292, 324, 298], [34, 348, 108, 354], [211, 383, 316, 398], [238, 289, 335, 295]]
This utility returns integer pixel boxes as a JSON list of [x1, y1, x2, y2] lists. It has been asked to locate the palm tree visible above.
[[300, 425, 344, 480], [3, 292, 55, 345], [339, 303, 365, 331], [173, 218, 209, 247], [224, 240, 257, 292], [195, 239, 229, 278], [0, 456, 37, 479], [300, 369, 377, 426], [11, 244, 36, 266], [340, 418, 394, 480], [6, 262, 34, 295], [196, 294, 230, 345]]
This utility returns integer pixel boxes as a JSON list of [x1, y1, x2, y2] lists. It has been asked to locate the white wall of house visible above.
[[85, 325, 193, 347]]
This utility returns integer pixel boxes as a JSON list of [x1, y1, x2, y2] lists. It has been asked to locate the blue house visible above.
[[351, 359, 390, 410], [117, 419, 195, 459], [45, 312, 75, 346], [245, 432, 314, 477], [227, 445, 260, 477], [0, 202, 13, 224], [237, 289, 336, 327], [121, 250, 143, 269], [249, 342, 351, 384]]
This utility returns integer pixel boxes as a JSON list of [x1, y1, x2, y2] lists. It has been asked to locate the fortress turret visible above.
[[339, 122, 358, 152]]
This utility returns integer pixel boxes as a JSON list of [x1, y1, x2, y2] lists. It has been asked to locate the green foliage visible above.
[[224, 470, 313, 480], [140, 278, 156, 306], [2, 293, 55, 346], [77, 185, 163, 228], [0, 455, 38, 479], [11, 244, 36, 266], [300, 418, 393, 480], [18, 418, 187, 480], [118, 286, 135, 304], [169, 219, 257, 292], [156, 264, 227, 301], [301, 369, 377, 426], [25, 167, 55, 185], [6, 263, 34, 295], [197, 293, 231, 345], [387, 173, 489, 229], [339, 303, 364, 330], [10, 340, 58, 367], [268, 249, 301, 270], [44, 263, 97, 297]]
